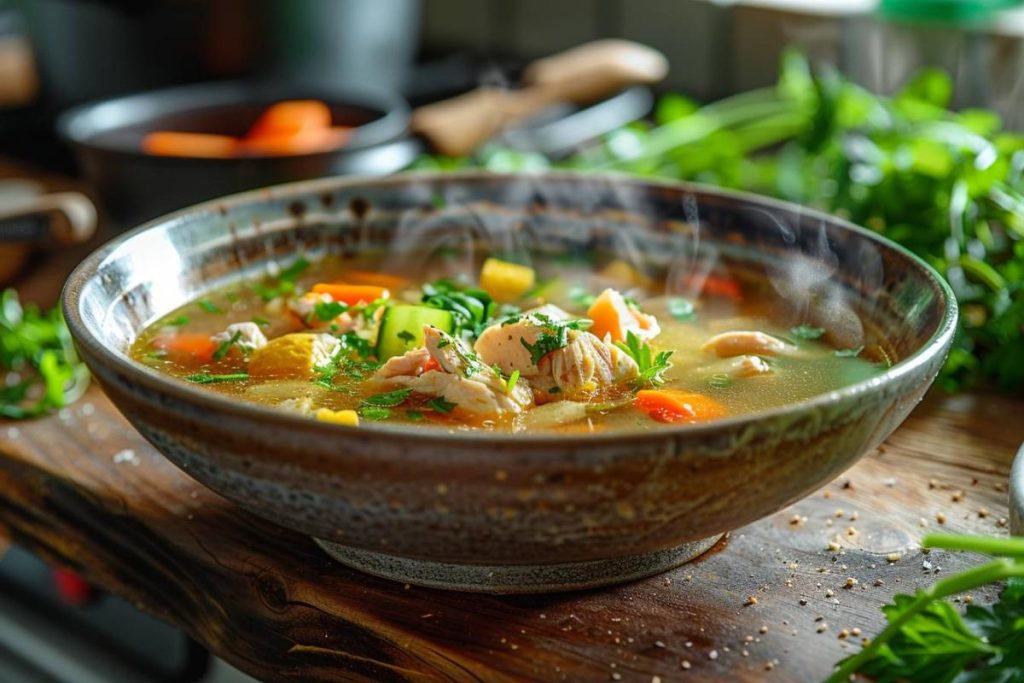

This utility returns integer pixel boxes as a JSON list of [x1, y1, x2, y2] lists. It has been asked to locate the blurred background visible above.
[[1, 0, 1024, 681]]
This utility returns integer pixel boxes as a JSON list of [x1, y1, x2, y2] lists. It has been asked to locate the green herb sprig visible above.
[[826, 534, 1024, 683], [614, 330, 673, 388]]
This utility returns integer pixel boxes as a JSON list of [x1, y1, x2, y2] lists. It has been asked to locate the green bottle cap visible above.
[[880, 0, 1024, 23]]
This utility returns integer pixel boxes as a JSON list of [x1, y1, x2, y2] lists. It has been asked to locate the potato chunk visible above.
[[247, 333, 339, 379]]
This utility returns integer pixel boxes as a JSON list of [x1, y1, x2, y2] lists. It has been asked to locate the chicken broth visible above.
[[131, 252, 885, 434]]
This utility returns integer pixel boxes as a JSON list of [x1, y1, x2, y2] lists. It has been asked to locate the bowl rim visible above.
[[62, 170, 959, 447], [56, 78, 411, 160]]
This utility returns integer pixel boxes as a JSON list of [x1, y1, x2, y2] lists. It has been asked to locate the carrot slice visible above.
[[153, 333, 217, 362], [142, 131, 241, 158], [246, 100, 331, 139], [240, 127, 350, 156], [634, 389, 727, 424], [310, 283, 389, 306]]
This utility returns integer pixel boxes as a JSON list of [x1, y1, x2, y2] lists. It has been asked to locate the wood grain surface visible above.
[[0, 384, 1019, 683], [0, 158, 1020, 682]]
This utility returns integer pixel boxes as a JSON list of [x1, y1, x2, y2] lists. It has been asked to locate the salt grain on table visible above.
[[113, 449, 138, 465]]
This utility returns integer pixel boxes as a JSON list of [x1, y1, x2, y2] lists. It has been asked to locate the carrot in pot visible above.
[[246, 100, 332, 139], [142, 131, 241, 159], [681, 273, 742, 301], [240, 127, 350, 156], [634, 389, 726, 424], [310, 283, 389, 306]]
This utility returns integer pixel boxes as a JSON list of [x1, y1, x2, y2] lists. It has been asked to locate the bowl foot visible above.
[[313, 535, 724, 594]]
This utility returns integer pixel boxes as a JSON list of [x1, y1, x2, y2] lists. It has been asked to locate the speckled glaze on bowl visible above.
[[63, 172, 957, 593]]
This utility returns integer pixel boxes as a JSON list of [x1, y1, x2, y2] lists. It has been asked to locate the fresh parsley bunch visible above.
[[0, 289, 89, 418]]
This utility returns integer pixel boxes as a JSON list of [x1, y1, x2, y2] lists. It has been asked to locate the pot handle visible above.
[[0, 192, 97, 247], [411, 40, 668, 158]]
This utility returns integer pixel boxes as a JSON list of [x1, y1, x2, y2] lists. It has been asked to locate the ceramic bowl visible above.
[[63, 172, 957, 592]]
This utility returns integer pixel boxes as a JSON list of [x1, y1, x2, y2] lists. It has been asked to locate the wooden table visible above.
[[0, 160, 1021, 682]]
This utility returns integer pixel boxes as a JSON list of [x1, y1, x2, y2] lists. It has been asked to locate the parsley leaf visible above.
[[421, 279, 495, 339], [251, 316, 271, 327], [314, 300, 348, 321], [164, 315, 190, 327], [790, 324, 825, 340], [425, 396, 457, 413], [518, 314, 592, 366], [568, 285, 596, 309], [834, 346, 864, 358], [359, 406, 392, 421], [406, 410, 425, 422], [614, 330, 673, 387], [197, 299, 223, 314], [361, 388, 413, 408], [667, 297, 695, 321]]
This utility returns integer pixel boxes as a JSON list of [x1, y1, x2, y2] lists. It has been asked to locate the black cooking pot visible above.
[[57, 41, 669, 226]]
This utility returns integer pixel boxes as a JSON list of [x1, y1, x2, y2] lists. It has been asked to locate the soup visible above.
[[131, 252, 886, 434]]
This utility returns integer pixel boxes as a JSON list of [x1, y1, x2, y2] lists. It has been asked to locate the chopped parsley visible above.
[[790, 324, 825, 340], [421, 279, 495, 338], [667, 297, 696, 321], [834, 346, 864, 358], [361, 388, 413, 408], [212, 330, 241, 360], [708, 373, 733, 389], [251, 316, 271, 327], [314, 300, 348, 322], [518, 314, 592, 366], [185, 372, 249, 384], [197, 299, 223, 314], [164, 315, 190, 327], [253, 257, 309, 301], [406, 410, 425, 422], [425, 396, 457, 413], [614, 330, 673, 388], [359, 406, 392, 421]]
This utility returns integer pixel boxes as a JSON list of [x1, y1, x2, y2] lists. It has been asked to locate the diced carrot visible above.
[[310, 283, 389, 306], [634, 389, 727, 424], [246, 100, 332, 139], [422, 357, 442, 373], [343, 270, 409, 290], [240, 127, 350, 156], [586, 288, 659, 343], [153, 333, 217, 362], [142, 131, 241, 158]]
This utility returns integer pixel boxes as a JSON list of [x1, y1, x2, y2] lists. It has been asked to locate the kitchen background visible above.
[[0, 0, 1021, 681]]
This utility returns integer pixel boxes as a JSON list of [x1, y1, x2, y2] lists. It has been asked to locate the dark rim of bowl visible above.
[[56, 79, 410, 160], [62, 170, 959, 447]]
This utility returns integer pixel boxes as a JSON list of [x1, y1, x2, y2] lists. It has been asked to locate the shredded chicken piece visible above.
[[701, 330, 793, 358], [474, 314, 638, 400], [372, 326, 533, 417], [376, 347, 430, 378], [210, 322, 267, 352], [731, 355, 773, 377]]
